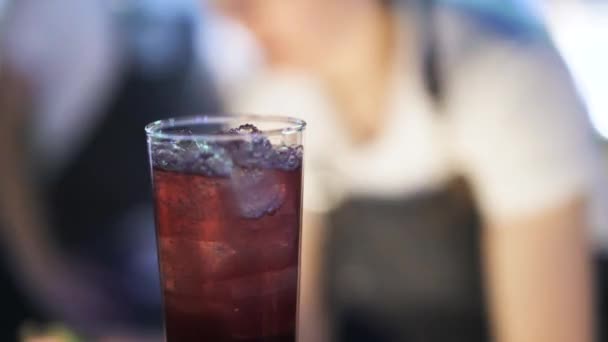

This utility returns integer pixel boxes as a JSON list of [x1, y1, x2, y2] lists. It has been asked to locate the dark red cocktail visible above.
[[146, 117, 305, 342]]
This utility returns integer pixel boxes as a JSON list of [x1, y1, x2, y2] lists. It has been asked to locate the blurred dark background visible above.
[[0, 0, 606, 341]]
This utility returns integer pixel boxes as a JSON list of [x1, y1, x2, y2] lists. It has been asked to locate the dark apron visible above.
[[325, 178, 490, 342], [320, 4, 488, 339]]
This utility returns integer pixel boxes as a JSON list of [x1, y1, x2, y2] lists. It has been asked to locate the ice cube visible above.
[[202, 145, 234, 177], [272, 145, 303, 170], [229, 137, 273, 169], [231, 168, 286, 219], [220, 125, 274, 169], [151, 123, 302, 175], [151, 142, 183, 170], [225, 124, 261, 135]]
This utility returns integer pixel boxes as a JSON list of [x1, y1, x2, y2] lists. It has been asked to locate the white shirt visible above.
[[230, 8, 608, 249]]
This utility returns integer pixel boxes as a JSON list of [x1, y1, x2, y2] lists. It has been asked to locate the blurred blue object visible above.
[[114, 0, 203, 77], [442, 0, 546, 39]]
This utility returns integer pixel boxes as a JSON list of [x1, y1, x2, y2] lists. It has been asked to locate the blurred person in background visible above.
[[0, 0, 220, 339], [214, 0, 608, 341]]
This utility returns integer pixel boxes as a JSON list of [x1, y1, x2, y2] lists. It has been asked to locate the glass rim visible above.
[[145, 114, 306, 141]]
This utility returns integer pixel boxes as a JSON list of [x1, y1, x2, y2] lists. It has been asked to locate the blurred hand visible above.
[[20, 322, 79, 342], [20, 253, 130, 336], [20, 319, 162, 342]]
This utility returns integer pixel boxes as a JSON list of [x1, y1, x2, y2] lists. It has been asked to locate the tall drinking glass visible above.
[[146, 115, 305, 341]]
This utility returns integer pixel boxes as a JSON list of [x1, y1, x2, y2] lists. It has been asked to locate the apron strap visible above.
[[421, 0, 443, 107]]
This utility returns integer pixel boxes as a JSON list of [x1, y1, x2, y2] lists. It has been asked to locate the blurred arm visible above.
[[446, 29, 603, 341], [0, 67, 122, 332], [0, 68, 51, 272], [0, 67, 73, 300], [483, 198, 594, 342]]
